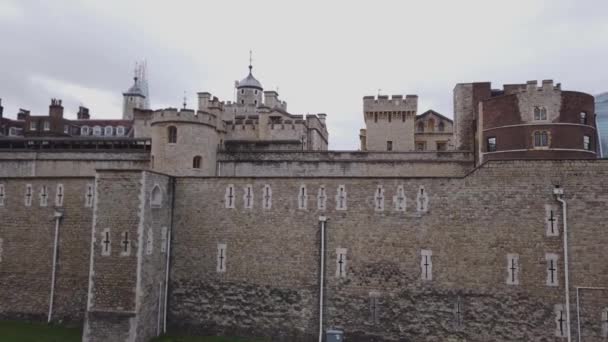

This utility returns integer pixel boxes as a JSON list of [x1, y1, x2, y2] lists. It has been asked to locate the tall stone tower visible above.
[[122, 63, 149, 120], [362, 94, 418, 151], [452, 82, 491, 151]]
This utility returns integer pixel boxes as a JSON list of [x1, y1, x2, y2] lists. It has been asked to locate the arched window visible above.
[[417, 122, 424, 133], [534, 131, 549, 147], [150, 185, 162, 208], [168, 126, 177, 143], [193, 156, 202, 169], [116, 126, 125, 136], [104, 126, 113, 136], [81, 126, 90, 136], [534, 106, 547, 120], [438, 121, 445, 132], [93, 126, 102, 136]]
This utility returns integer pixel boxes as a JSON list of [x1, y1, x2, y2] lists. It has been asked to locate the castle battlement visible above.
[[150, 108, 219, 127], [363, 94, 418, 112]]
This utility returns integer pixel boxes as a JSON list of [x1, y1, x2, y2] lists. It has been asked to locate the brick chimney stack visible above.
[[77, 106, 90, 120], [0, 98, 3, 121], [49, 98, 64, 119]]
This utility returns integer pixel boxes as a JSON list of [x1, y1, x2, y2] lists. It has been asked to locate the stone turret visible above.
[[362, 94, 418, 151]]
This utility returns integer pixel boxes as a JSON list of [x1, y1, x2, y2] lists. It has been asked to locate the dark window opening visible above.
[[387, 141, 393, 151], [193, 156, 202, 169], [168, 126, 177, 143]]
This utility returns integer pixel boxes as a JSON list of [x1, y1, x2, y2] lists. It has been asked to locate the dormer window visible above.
[[93, 126, 102, 136], [534, 106, 547, 120], [580, 112, 587, 125], [116, 126, 125, 136], [81, 126, 90, 135], [30, 121, 36, 131], [43, 121, 50, 131], [104, 126, 113, 136], [9, 127, 18, 136]]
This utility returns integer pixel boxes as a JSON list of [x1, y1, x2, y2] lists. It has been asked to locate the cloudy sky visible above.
[[1, 0, 607, 149]]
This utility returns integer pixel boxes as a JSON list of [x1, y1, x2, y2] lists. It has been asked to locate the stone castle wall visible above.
[[0, 177, 94, 323], [168, 160, 608, 341], [1, 160, 607, 341]]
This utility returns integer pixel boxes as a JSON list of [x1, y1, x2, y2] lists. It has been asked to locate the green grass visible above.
[[151, 335, 266, 342], [0, 320, 82, 342]]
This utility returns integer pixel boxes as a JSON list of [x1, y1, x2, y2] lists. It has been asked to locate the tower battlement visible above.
[[150, 108, 220, 128], [363, 94, 418, 113]]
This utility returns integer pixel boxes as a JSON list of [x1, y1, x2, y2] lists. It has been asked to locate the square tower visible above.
[[362, 94, 418, 151]]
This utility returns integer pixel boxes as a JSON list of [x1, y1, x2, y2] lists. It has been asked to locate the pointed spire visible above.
[[249, 49, 253, 74]]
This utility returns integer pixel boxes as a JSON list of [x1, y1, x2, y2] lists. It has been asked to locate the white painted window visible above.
[[160, 227, 168, 253], [534, 106, 547, 120], [317, 185, 327, 210], [374, 185, 384, 212], [533, 131, 549, 148], [416, 186, 429, 212], [39, 186, 48, 207], [336, 248, 347, 277], [262, 184, 272, 210], [104, 126, 113, 136], [584, 135, 591, 150], [545, 253, 559, 287], [602, 308, 608, 338], [150, 185, 162, 208], [9, 127, 18, 136], [30, 121, 36, 131], [146, 229, 153, 255], [92, 126, 102, 136], [393, 185, 406, 212], [369, 291, 380, 324], [506, 253, 520, 285], [101, 229, 111, 256], [116, 126, 125, 136], [120, 231, 131, 256], [63, 125, 69, 134], [81, 126, 90, 136], [545, 204, 559, 236], [0, 184, 5, 206], [225, 184, 236, 209], [297, 184, 308, 210], [420, 249, 433, 281], [42, 121, 49, 131], [24, 184, 33, 207], [243, 184, 254, 209], [0, 238, 3, 263], [55, 184, 64, 207], [217, 243, 227, 273], [84, 183, 94, 208], [554, 304, 566, 337], [335, 185, 347, 211]]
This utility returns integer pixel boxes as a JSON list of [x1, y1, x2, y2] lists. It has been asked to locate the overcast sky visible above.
[[1, 0, 607, 149]]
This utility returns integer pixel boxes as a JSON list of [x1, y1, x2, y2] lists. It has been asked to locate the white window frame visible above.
[[335, 248, 347, 278], [104, 126, 113, 136], [584, 135, 591, 150], [92, 126, 102, 136], [55, 184, 64, 207], [9, 127, 18, 136], [116, 126, 125, 136], [43, 121, 50, 131], [420, 249, 433, 281], [217, 243, 227, 273], [39, 186, 48, 207], [81, 126, 90, 136], [30, 121, 36, 131]]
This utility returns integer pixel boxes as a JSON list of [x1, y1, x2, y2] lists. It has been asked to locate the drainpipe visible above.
[[48, 209, 64, 323], [163, 177, 176, 333], [554, 186, 571, 342], [318, 216, 327, 342]]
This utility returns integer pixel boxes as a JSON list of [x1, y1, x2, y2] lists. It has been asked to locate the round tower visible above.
[[236, 63, 263, 106], [150, 108, 220, 176], [123, 76, 146, 120]]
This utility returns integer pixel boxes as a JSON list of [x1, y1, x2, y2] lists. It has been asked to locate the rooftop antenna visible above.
[[183, 91, 187, 109]]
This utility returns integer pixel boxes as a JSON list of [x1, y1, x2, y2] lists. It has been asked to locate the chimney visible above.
[[264, 91, 279, 108], [197, 92, 211, 111], [0, 99, 3, 121], [49, 98, 64, 119], [77, 106, 90, 120], [17, 108, 30, 120]]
